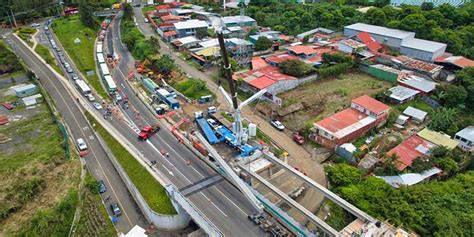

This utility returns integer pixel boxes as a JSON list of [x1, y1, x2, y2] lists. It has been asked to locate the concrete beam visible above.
[[263, 151, 375, 222]]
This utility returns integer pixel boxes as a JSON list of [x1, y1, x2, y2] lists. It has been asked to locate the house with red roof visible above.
[[357, 32, 382, 52], [163, 30, 178, 42], [287, 45, 319, 59], [265, 54, 299, 67], [386, 135, 436, 171], [312, 95, 390, 149]]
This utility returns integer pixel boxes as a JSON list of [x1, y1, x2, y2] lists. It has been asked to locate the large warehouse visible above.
[[344, 23, 446, 61], [344, 23, 415, 49]]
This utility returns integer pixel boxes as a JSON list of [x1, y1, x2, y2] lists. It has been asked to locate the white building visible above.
[[454, 126, 474, 151]]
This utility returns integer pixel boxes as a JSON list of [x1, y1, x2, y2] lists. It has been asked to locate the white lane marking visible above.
[[213, 187, 248, 216], [161, 164, 174, 176], [201, 193, 228, 217]]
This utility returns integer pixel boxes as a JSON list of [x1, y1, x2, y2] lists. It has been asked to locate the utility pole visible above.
[[10, 9, 17, 28]]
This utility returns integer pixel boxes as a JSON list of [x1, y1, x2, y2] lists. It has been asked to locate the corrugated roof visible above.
[[377, 167, 442, 188], [195, 46, 220, 57], [163, 30, 177, 37], [401, 38, 446, 53], [351, 95, 390, 114], [248, 76, 276, 90], [417, 128, 458, 149], [402, 106, 427, 121], [387, 135, 436, 171], [287, 45, 319, 55], [173, 20, 208, 30], [251, 57, 269, 70], [357, 32, 382, 52], [399, 75, 437, 93], [221, 15, 256, 24], [389, 86, 419, 101], [345, 23, 415, 39], [315, 108, 372, 137], [455, 126, 474, 142], [174, 36, 199, 45]]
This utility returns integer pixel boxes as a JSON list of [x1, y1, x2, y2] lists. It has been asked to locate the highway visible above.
[[105, 11, 265, 235], [5, 32, 147, 234]]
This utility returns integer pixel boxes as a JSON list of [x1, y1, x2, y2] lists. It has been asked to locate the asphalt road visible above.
[[107, 11, 265, 236], [5, 32, 147, 234]]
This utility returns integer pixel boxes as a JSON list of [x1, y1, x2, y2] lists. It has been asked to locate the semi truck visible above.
[[138, 124, 160, 140]]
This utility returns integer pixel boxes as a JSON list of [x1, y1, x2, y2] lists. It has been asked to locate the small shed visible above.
[[12, 84, 38, 98], [396, 115, 409, 125], [335, 143, 357, 163], [388, 86, 419, 104], [22, 94, 43, 106], [402, 106, 427, 123]]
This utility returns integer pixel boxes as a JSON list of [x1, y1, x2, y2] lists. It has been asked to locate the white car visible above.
[[93, 102, 103, 110], [207, 106, 217, 114], [76, 138, 88, 151], [87, 94, 95, 102], [207, 118, 218, 128], [31, 23, 40, 27], [115, 93, 122, 101], [270, 119, 285, 131]]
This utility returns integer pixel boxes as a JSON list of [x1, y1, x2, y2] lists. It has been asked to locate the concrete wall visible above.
[[95, 134, 191, 230], [268, 74, 318, 95], [400, 45, 446, 62]]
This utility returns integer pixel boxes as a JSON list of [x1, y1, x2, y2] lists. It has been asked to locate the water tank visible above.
[[248, 123, 257, 137]]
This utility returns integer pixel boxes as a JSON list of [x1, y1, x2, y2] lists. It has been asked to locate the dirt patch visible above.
[[259, 71, 392, 131]]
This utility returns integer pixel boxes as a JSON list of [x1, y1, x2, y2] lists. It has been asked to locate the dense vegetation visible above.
[[121, 4, 160, 61], [0, 41, 22, 73], [429, 67, 474, 135], [0, 0, 117, 25], [236, 2, 474, 58], [326, 164, 474, 236]]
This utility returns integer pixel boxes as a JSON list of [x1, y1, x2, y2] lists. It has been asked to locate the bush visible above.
[[254, 36, 272, 51], [278, 59, 315, 77], [316, 63, 352, 78]]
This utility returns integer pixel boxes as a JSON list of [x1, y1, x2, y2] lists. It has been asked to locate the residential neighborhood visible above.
[[0, 0, 473, 237]]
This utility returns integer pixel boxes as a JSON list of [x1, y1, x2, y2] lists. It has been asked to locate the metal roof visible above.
[[173, 19, 208, 30], [455, 126, 474, 142], [402, 106, 427, 121], [377, 167, 442, 188], [221, 15, 256, 24], [389, 86, 419, 101], [175, 36, 199, 45], [399, 75, 437, 93], [401, 38, 446, 53], [417, 128, 458, 149], [345, 23, 415, 39]]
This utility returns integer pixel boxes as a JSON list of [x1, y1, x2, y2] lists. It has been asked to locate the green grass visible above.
[[34, 44, 63, 76], [0, 107, 66, 174], [16, 27, 37, 47], [85, 112, 176, 215], [171, 78, 213, 100], [52, 15, 107, 98], [142, 5, 156, 15], [18, 190, 79, 236], [397, 98, 434, 116]]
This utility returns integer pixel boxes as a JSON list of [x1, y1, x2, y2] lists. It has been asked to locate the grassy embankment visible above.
[[34, 43, 64, 76], [52, 15, 107, 98], [85, 112, 176, 214], [15, 27, 37, 47]]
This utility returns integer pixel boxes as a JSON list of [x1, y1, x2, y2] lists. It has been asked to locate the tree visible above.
[[400, 14, 427, 34], [195, 28, 208, 39], [420, 2, 434, 11], [436, 158, 458, 175], [79, 0, 96, 28], [278, 59, 314, 78], [254, 36, 272, 51], [428, 108, 459, 134], [365, 8, 387, 25], [437, 84, 467, 107], [456, 67, 474, 109], [151, 55, 175, 76], [326, 164, 362, 187]]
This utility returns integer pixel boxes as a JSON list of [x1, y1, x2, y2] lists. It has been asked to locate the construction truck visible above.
[[138, 124, 160, 140]]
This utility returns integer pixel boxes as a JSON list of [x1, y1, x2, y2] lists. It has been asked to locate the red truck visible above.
[[293, 132, 305, 145], [138, 124, 160, 140]]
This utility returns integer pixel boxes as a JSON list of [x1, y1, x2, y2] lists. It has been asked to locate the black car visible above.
[[110, 202, 122, 216]]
